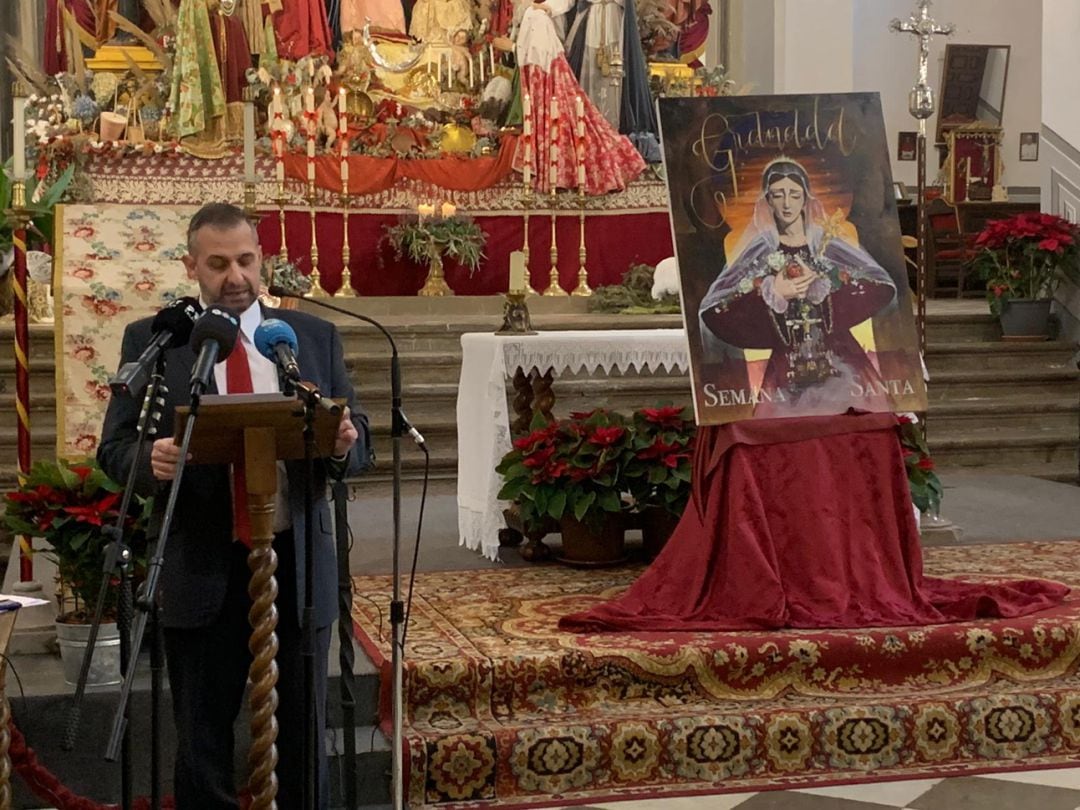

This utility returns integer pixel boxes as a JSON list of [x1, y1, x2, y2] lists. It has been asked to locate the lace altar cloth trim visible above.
[[75, 153, 670, 213]]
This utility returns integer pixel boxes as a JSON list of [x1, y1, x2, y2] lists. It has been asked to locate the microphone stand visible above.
[[63, 358, 171, 810], [282, 376, 341, 810], [105, 370, 209, 771], [271, 289, 424, 810]]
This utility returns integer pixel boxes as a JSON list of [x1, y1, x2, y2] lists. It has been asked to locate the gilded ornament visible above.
[[347, 90, 375, 119], [440, 122, 476, 153]]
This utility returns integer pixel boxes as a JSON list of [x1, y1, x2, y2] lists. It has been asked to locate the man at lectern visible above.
[[98, 203, 372, 809]]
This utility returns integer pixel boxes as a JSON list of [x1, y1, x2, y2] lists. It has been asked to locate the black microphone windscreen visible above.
[[189, 305, 241, 361], [267, 284, 293, 298], [151, 297, 203, 349]]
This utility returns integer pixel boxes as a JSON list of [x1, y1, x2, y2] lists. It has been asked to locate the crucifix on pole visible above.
[[890, 0, 960, 539], [889, 0, 954, 358]]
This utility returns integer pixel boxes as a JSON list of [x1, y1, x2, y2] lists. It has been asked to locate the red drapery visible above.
[[281, 135, 519, 196], [560, 414, 1069, 633], [256, 208, 672, 295]]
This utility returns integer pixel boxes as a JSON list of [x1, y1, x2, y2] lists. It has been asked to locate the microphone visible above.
[[188, 305, 241, 398], [267, 286, 428, 450], [253, 318, 302, 384], [109, 297, 202, 397]]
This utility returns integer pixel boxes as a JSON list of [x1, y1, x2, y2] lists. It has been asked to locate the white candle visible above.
[[12, 94, 27, 181], [489, 44, 495, 76], [523, 93, 531, 123], [469, 56, 474, 90], [441, 201, 456, 218], [273, 86, 283, 116], [243, 99, 256, 183], [276, 160, 285, 184], [479, 55, 485, 85], [437, 53, 443, 85], [341, 158, 349, 185], [549, 144, 558, 189], [509, 250, 526, 292], [550, 97, 559, 121], [575, 94, 584, 121]]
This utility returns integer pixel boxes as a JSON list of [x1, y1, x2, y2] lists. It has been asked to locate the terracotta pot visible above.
[[999, 298, 1052, 341], [558, 514, 626, 567], [640, 506, 681, 559], [99, 111, 127, 141]]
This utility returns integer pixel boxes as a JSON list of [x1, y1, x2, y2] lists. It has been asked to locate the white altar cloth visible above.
[[456, 329, 690, 560]]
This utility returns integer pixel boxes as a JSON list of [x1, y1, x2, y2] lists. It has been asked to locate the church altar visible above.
[[457, 329, 690, 560], [71, 151, 673, 295]]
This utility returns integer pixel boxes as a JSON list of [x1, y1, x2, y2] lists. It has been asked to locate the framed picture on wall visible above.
[[1019, 132, 1040, 161], [897, 131, 917, 161]]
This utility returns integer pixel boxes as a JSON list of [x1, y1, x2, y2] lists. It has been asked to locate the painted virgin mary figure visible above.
[[699, 159, 897, 417]]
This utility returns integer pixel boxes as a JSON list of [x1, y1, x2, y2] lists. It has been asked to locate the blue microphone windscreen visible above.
[[190, 305, 241, 360], [254, 318, 299, 362]]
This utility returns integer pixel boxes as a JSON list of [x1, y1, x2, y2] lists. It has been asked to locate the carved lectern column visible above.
[[244, 427, 281, 810]]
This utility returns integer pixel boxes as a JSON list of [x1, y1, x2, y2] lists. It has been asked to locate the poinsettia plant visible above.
[[624, 405, 695, 517], [897, 416, 943, 515], [2, 458, 152, 621], [969, 212, 1080, 315], [496, 409, 633, 532]]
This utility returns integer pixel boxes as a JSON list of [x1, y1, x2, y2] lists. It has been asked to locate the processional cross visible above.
[[889, 0, 955, 128]]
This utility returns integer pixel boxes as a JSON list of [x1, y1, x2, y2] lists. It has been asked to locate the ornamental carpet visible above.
[[350, 540, 1080, 808]]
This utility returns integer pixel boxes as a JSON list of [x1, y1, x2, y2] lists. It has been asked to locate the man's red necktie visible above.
[[225, 338, 254, 547]]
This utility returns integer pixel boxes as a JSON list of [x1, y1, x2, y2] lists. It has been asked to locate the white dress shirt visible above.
[[207, 300, 291, 534]]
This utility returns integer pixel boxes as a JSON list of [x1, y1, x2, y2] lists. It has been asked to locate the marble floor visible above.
[[573, 769, 1080, 809]]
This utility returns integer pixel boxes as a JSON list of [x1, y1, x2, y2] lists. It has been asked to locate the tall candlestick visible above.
[[575, 94, 583, 121], [243, 93, 256, 183], [549, 145, 558, 190], [523, 136, 532, 188], [523, 93, 532, 125]]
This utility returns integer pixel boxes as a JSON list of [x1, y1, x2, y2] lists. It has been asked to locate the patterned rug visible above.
[[351, 541, 1080, 808]]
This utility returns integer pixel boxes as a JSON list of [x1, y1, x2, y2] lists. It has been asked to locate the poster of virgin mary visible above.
[[659, 93, 927, 425]]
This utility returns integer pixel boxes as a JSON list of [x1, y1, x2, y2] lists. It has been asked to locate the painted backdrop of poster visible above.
[[659, 93, 927, 425]]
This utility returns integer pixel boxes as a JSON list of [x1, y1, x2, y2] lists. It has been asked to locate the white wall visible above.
[[1042, 0, 1080, 146], [775, 0, 854, 94], [853, 0, 1043, 191], [1041, 0, 1080, 344]]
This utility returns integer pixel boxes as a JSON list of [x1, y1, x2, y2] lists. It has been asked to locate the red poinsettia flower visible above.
[[588, 426, 625, 447], [521, 445, 556, 468], [640, 405, 685, 429], [917, 456, 935, 471]]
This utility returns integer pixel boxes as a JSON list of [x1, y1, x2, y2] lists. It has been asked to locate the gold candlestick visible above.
[[306, 182, 329, 297], [276, 183, 288, 263], [337, 193, 357, 297], [542, 190, 567, 296], [521, 185, 537, 296], [571, 188, 591, 296]]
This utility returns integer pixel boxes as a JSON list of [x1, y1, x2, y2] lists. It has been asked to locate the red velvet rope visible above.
[[8, 718, 252, 810]]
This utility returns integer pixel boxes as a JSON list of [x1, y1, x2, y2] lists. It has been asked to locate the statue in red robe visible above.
[[44, 0, 95, 74], [272, 0, 333, 60]]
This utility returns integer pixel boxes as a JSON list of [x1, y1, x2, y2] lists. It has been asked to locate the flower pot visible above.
[[99, 111, 127, 141], [999, 298, 1052, 341], [640, 506, 681, 559], [557, 515, 626, 567], [55, 620, 122, 686]]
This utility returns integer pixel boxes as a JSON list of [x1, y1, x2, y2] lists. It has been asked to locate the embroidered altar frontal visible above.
[[352, 540, 1080, 808]]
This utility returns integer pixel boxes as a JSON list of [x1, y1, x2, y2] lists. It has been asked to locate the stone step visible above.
[[924, 341, 1077, 373], [927, 398, 1078, 434], [929, 426, 1078, 470], [927, 367, 1080, 401], [937, 463, 1078, 485]]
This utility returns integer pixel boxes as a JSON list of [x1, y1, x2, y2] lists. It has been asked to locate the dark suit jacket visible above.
[[98, 306, 372, 630]]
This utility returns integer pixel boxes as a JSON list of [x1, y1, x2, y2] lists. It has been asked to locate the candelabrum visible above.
[[542, 190, 567, 296], [571, 188, 591, 296], [337, 192, 357, 297], [306, 181, 329, 297]]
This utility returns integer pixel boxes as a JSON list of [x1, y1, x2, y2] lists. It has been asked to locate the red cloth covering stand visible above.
[[560, 413, 1069, 633]]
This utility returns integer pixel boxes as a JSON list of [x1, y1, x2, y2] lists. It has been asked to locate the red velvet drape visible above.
[[256, 209, 672, 295], [560, 414, 1069, 632]]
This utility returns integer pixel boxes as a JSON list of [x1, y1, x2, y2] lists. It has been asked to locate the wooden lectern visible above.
[[176, 393, 341, 810]]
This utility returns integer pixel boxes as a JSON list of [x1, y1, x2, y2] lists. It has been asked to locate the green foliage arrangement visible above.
[[624, 405, 695, 517], [383, 214, 487, 274], [898, 416, 944, 515], [587, 263, 680, 314]]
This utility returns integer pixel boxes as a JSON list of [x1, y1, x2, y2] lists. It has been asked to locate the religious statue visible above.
[[340, 0, 406, 35], [44, 0, 95, 74], [272, 0, 333, 60], [409, 0, 474, 44]]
